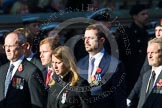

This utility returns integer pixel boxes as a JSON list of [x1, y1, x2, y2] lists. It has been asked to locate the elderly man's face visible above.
[[147, 43, 162, 67], [4, 33, 23, 62]]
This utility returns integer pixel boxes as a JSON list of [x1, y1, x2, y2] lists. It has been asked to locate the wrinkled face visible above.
[[40, 43, 52, 66], [147, 43, 162, 67], [155, 26, 162, 38], [4, 33, 23, 62], [26, 22, 40, 35], [51, 55, 67, 76], [84, 29, 101, 53], [134, 9, 149, 25]]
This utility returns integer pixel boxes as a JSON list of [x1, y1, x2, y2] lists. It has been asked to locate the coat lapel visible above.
[[138, 70, 151, 108], [42, 68, 47, 82], [98, 53, 119, 81], [143, 71, 151, 98], [0, 63, 10, 99], [98, 53, 111, 76]]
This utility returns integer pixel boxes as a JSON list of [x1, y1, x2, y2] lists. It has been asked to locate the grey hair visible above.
[[13, 31, 27, 45], [148, 37, 162, 52]]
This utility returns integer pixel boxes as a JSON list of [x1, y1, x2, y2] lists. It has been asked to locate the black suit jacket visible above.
[[127, 58, 151, 108], [0, 59, 47, 108], [30, 54, 46, 76], [47, 72, 91, 108], [77, 53, 127, 108], [138, 70, 162, 108]]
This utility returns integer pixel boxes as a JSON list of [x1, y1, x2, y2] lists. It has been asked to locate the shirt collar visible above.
[[89, 48, 105, 60], [47, 66, 52, 71], [152, 65, 162, 78], [26, 52, 35, 61], [11, 55, 24, 66]]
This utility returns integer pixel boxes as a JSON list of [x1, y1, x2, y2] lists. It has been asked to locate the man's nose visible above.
[[85, 38, 89, 44], [54, 64, 58, 69]]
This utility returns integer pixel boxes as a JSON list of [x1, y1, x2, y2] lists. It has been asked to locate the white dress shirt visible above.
[[90, 48, 105, 76]]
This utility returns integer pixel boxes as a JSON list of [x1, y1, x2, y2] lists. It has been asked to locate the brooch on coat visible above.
[[90, 67, 102, 86], [61, 90, 68, 104]]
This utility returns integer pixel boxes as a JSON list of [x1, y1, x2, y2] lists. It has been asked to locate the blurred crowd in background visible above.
[[0, 0, 162, 14]]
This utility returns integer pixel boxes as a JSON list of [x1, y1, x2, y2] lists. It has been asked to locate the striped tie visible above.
[[45, 69, 52, 86], [88, 57, 95, 83]]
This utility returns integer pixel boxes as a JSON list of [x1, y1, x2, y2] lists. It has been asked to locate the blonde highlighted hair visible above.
[[52, 45, 79, 86]]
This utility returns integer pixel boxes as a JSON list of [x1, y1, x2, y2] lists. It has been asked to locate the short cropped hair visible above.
[[148, 37, 162, 52], [39, 36, 60, 50]]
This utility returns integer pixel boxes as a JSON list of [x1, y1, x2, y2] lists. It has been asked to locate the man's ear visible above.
[[100, 37, 105, 43], [26, 42, 31, 49], [21, 42, 30, 49]]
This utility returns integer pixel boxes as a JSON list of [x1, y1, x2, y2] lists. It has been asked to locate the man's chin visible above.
[[148, 63, 154, 66], [85, 49, 91, 52], [7, 56, 11, 60], [42, 63, 48, 66]]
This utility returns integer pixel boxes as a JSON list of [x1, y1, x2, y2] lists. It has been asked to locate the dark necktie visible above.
[[45, 69, 52, 86], [4, 64, 14, 96], [147, 71, 156, 96], [88, 57, 95, 83]]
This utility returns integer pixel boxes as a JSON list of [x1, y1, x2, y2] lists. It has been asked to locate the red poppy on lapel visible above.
[[18, 64, 23, 72], [96, 67, 102, 73], [157, 79, 162, 87]]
